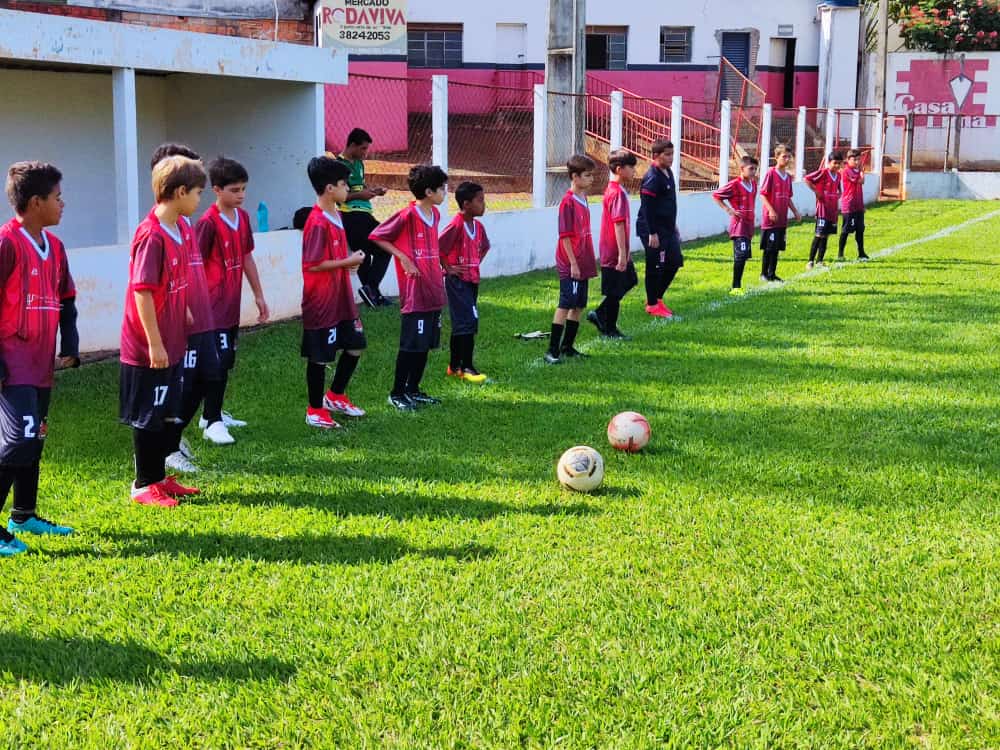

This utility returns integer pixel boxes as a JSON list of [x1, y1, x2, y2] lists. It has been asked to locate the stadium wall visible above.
[[904, 172, 1000, 201], [66, 178, 880, 354]]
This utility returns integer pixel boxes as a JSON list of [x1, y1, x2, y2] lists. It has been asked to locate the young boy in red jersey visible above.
[[370, 165, 449, 411], [0, 162, 79, 555], [837, 149, 869, 261], [196, 157, 270, 444], [300, 156, 368, 429], [546, 155, 597, 364], [589, 149, 638, 339], [759, 145, 801, 283], [805, 152, 844, 268], [119, 156, 205, 507], [713, 155, 759, 296], [439, 181, 490, 384]]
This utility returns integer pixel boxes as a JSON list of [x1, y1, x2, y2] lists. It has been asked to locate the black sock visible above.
[[307, 362, 327, 408], [133, 428, 167, 489], [392, 351, 410, 397], [202, 373, 227, 425], [331, 352, 360, 395], [604, 298, 621, 330], [0, 467, 15, 514], [463, 335, 477, 371], [762, 252, 771, 278], [406, 351, 428, 393], [838, 231, 849, 257], [549, 323, 564, 356], [449, 335, 462, 371], [816, 237, 829, 262], [809, 238, 820, 262], [11, 462, 41, 522], [732, 260, 746, 288], [857, 232, 866, 256], [645, 271, 659, 306], [562, 320, 580, 350], [770, 252, 780, 279], [660, 264, 680, 299]]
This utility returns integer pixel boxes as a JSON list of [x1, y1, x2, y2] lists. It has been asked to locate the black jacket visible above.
[[636, 165, 677, 238]]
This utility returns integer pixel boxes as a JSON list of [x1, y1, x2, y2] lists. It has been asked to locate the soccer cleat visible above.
[[543, 352, 561, 365], [604, 328, 631, 341], [760, 273, 770, 283], [324, 392, 366, 417], [858, 252, 870, 261], [305, 407, 341, 429], [166, 450, 199, 474], [161, 475, 200, 497], [446, 366, 464, 379], [806, 261, 815, 269], [7, 515, 74, 536], [198, 412, 246, 430], [645, 301, 671, 319], [459, 367, 487, 385], [586, 310, 606, 334], [0, 529, 28, 556], [406, 391, 441, 405], [388, 394, 417, 412], [729, 287, 746, 297], [836, 254, 846, 261], [358, 285, 378, 309], [131, 482, 179, 508], [770, 275, 784, 283], [560, 347, 588, 358], [179, 437, 195, 460], [659, 301, 674, 316], [203, 421, 236, 445]]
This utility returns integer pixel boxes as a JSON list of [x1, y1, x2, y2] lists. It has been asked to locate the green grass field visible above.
[[3, 200, 998, 749]]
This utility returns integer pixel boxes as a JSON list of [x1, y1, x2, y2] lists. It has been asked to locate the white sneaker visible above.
[[203, 421, 236, 445], [198, 411, 247, 430], [178, 437, 195, 460], [166, 450, 199, 473]]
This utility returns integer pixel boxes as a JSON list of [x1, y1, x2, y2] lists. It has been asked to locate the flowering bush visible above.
[[892, 0, 1000, 51]]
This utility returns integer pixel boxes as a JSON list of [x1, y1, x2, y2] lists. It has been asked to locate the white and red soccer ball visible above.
[[556, 446, 605, 492], [607, 411, 651, 453]]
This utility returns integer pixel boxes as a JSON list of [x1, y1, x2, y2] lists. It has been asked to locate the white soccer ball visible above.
[[556, 445, 605, 492], [607, 411, 651, 453]]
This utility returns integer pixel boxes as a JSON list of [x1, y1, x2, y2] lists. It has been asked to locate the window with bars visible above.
[[408, 26, 463, 68], [586, 27, 628, 71], [660, 27, 693, 63]]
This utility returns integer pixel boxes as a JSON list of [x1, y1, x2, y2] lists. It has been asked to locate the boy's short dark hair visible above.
[[773, 144, 791, 157], [408, 164, 448, 199], [346, 128, 373, 147], [208, 157, 250, 188], [307, 156, 352, 196], [829, 151, 845, 162], [150, 143, 200, 171], [152, 156, 207, 203], [846, 148, 862, 159], [454, 181, 484, 210], [651, 140, 674, 157], [566, 154, 596, 178], [741, 155, 759, 167], [608, 149, 638, 172], [6, 161, 63, 214]]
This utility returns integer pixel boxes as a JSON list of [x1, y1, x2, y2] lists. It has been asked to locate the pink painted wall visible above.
[[326, 60, 409, 152]]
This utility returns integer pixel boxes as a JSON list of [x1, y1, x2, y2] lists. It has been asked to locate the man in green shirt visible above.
[[331, 128, 390, 308]]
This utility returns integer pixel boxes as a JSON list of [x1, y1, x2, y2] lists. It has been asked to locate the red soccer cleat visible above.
[[306, 406, 341, 430], [645, 300, 672, 318], [161, 475, 201, 497], [131, 482, 179, 508], [658, 300, 674, 317]]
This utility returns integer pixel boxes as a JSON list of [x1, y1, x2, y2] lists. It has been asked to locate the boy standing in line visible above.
[[805, 152, 844, 268], [759, 145, 801, 283], [589, 149, 638, 339], [837, 149, 869, 261], [713, 155, 759, 296], [119, 156, 205, 507], [300, 157, 368, 428], [196, 157, 270, 443], [636, 140, 682, 318], [545, 155, 597, 364], [370, 165, 449, 410], [439, 181, 490, 384], [0, 162, 79, 555]]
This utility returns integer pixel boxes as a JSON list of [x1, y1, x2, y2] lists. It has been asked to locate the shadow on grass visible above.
[[0, 632, 296, 685]]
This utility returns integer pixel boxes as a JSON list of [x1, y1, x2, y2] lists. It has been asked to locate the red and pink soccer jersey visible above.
[[556, 190, 598, 280], [369, 202, 446, 314], [439, 213, 490, 284], [120, 210, 190, 368], [599, 182, 631, 268], [840, 166, 865, 214], [713, 178, 758, 238], [0, 219, 76, 388], [805, 168, 842, 221], [759, 168, 794, 230], [197, 204, 254, 330], [180, 219, 214, 336], [300, 205, 360, 329]]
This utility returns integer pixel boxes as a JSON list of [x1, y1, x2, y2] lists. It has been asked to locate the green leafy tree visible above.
[[890, 0, 1000, 51]]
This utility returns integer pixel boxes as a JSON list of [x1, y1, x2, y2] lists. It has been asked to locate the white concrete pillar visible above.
[[719, 99, 732, 188], [314, 83, 326, 156], [850, 110, 861, 150], [760, 103, 773, 169], [671, 95, 683, 178], [795, 106, 807, 181], [825, 108, 837, 158], [872, 110, 884, 176], [533, 83, 548, 209], [112, 67, 139, 245], [817, 4, 861, 109], [432, 74, 448, 172], [610, 90, 624, 151]]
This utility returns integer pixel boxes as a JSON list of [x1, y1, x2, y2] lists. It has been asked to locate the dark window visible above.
[[660, 27, 693, 63], [586, 28, 628, 71], [408, 26, 463, 68]]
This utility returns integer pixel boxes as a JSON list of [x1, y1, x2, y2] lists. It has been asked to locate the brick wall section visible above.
[[0, 2, 315, 44]]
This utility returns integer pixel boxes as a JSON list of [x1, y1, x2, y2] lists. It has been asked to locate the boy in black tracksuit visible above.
[[636, 139, 682, 319]]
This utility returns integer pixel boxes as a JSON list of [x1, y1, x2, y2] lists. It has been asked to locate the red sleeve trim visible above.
[[558, 231, 576, 240], [130, 283, 159, 292]]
